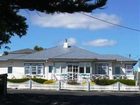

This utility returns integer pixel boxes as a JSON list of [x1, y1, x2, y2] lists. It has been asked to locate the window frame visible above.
[[49, 66, 53, 73], [125, 64, 133, 75], [86, 66, 90, 73], [114, 66, 121, 75], [79, 66, 84, 73], [8, 66, 12, 74], [95, 63, 109, 75], [24, 63, 44, 75]]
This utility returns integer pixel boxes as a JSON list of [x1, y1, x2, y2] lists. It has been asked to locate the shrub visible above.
[[43, 80, 55, 84], [94, 79, 117, 85], [119, 79, 135, 86], [81, 81, 87, 85], [90, 81, 95, 86], [31, 78, 47, 84], [8, 78, 29, 83], [67, 80, 80, 85], [94, 79, 135, 86]]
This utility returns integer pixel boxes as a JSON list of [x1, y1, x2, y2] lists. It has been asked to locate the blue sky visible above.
[[1, 0, 140, 60]]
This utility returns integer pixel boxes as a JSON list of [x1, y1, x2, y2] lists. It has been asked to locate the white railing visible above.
[[7, 81, 140, 91]]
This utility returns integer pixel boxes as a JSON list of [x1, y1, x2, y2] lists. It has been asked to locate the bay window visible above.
[[95, 63, 109, 75], [114, 66, 121, 75], [24, 63, 44, 75], [125, 64, 133, 75]]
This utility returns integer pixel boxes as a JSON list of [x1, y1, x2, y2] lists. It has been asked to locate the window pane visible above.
[[95, 63, 108, 74], [68, 65, 72, 72], [24, 63, 44, 75], [79, 67, 84, 73], [115, 67, 121, 74], [49, 66, 53, 73], [73, 66, 78, 73], [8, 67, 12, 73], [37, 66, 42, 74], [126, 65, 133, 69], [31, 66, 36, 74], [86, 67, 90, 73], [25, 66, 30, 74]]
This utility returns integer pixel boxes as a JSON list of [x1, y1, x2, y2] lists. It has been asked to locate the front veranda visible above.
[[49, 62, 134, 82], [23, 61, 134, 81]]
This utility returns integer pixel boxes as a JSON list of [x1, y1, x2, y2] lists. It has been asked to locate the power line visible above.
[[81, 13, 140, 32]]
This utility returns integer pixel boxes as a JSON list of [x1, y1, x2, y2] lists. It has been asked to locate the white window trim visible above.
[[95, 63, 109, 75], [24, 63, 45, 75]]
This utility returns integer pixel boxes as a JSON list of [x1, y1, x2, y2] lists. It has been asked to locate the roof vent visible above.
[[63, 39, 69, 48]]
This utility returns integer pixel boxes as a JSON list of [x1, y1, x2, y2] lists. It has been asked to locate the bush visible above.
[[43, 80, 55, 84], [31, 78, 47, 84], [119, 79, 135, 86], [8, 78, 29, 83], [94, 79, 135, 86], [94, 79, 117, 85], [67, 80, 80, 85]]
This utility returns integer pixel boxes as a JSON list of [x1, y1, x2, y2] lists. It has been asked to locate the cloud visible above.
[[31, 12, 120, 30], [67, 37, 77, 45], [84, 39, 117, 47]]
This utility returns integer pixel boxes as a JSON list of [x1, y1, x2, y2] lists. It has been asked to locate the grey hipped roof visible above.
[[11, 46, 100, 60], [0, 48, 35, 61], [9, 48, 35, 54], [0, 46, 137, 62]]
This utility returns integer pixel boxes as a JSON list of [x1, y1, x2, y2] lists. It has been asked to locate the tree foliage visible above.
[[34, 45, 44, 51], [0, 0, 107, 47]]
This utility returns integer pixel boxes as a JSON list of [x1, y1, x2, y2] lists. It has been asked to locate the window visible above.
[[125, 64, 133, 75], [73, 66, 78, 73], [114, 66, 121, 74], [79, 67, 84, 73], [24, 63, 44, 75], [25, 66, 30, 74], [86, 67, 90, 73], [95, 63, 109, 74], [49, 66, 53, 73], [68, 65, 72, 72], [8, 66, 12, 73], [125, 65, 133, 70], [32, 66, 36, 74]]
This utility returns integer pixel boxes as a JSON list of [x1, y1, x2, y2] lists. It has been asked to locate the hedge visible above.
[[43, 80, 55, 84], [119, 79, 135, 86], [8, 78, 29, 83], [31, 78, 47, 84], [94, 79, 117, 85], [67, 80, 80, 85], [93, 79, 135, 86]]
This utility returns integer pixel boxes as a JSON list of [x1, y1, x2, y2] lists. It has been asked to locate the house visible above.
[[0, 40, 137, 81]]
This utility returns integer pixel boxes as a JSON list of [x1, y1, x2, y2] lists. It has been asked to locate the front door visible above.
[[68, 65, 78, 80]]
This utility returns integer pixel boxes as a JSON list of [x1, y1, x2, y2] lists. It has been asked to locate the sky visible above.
[[1, 0, 140, 60]]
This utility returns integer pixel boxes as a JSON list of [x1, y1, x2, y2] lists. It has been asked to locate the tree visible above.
[[34, 45, 44, 51], [0, 0, 107, 47]]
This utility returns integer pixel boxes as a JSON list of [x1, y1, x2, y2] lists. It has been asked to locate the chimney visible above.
[[63, 39, 69, 48]]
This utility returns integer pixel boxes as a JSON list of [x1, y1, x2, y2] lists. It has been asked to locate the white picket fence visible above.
[[7, 80, 140, 91]]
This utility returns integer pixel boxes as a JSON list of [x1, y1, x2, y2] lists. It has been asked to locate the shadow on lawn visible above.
[[0, 93, 140, 105]]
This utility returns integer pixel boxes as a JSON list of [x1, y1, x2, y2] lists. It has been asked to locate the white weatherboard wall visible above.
[[10, 61, 25, 79], [0, 61, 8, 74], [0, 61, 25, 79]]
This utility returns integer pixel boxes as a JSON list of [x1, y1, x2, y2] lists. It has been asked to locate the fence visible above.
[[0, 74, 7, 95], [7, 80, 140, 92]]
